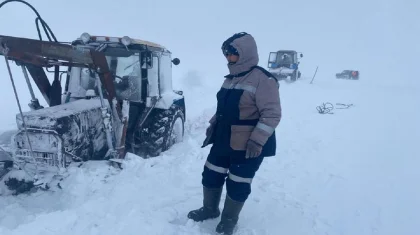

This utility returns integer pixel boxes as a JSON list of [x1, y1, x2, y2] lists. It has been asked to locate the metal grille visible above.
[[15, 149, 61, 167]]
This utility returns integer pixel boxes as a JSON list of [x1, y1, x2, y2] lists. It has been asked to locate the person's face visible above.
[[225, 54, 239, 64]]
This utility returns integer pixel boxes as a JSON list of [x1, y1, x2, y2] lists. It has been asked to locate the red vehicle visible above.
[[336, 70, 359, 80]]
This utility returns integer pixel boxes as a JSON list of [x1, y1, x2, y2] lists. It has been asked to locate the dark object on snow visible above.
[[336, 70, 360, 80], [316, 102, 334, 114], [310, 66, 319, 84], [0, 159, 13, 180], [316, 102, 354, 114], [4, 177, 35, 195]]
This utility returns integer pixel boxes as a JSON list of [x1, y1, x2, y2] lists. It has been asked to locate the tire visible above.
[[132, 104, 185, 157], [165, 110, 184, 151], [290, 71, 298, 82]]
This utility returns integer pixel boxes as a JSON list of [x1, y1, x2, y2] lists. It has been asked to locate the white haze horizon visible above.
[[0, 0, 419, 130]]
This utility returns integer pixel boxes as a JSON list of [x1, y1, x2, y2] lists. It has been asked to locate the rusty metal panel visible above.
[[25, 64, 51, 105], [90, 50, 116, 103], [0, 34, 119, 108], [0, 35, 93, 65]]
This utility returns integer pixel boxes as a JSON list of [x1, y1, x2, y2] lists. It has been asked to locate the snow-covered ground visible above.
[[0, 74, 418, 235]]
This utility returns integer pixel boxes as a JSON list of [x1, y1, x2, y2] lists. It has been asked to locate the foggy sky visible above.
[[0, 0, 418, 129]]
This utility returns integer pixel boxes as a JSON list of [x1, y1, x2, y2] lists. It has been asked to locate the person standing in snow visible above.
[[187, 32, 282, 234]]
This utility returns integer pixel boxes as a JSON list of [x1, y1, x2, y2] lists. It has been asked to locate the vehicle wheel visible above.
[[132, 104, 184, 158], [290, 71, 298, 82], [164, 110, 184, 150]]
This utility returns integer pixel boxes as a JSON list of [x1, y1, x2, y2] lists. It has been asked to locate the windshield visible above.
[[276, 52, 294, 64], [67, 52, 142, 102], [268, 51, 296, 68], [268, 52, 278, 63]]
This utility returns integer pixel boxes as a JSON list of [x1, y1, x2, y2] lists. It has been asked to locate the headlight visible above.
[[121, 36, 132, 46], [80, 32, 91, 43]]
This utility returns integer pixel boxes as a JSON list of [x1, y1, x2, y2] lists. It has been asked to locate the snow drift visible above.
[[0, 74, 419, 235]]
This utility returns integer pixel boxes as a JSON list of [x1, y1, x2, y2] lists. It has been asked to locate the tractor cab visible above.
[[267, 50, 303, 70], [267, 50, 303, 82], [64, 33, 181, 106], [60, 33, 186, 159]]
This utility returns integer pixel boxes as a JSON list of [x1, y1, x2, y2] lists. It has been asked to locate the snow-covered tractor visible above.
[[0, 32, 185, 191], [267, 50, 303, 82]]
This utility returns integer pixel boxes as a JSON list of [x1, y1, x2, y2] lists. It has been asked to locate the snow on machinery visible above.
[[0, 1, 185, 192], [335, 70, 360, 80], [267, 50, 303, 82]]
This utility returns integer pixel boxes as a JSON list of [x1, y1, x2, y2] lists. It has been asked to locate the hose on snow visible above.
[[316, 102, 354, 114]]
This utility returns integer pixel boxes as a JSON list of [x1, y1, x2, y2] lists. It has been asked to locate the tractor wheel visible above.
[[290, 71, 298, 82], [165, 110, 184, 151], [132, 104, 185, 158]]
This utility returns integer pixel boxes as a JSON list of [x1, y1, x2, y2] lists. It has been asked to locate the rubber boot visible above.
[[187, 186, 223, 222], [215, 195, 245, 235]]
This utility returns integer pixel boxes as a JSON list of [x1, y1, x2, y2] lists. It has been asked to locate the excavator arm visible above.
[[0, 34, 117, 106]]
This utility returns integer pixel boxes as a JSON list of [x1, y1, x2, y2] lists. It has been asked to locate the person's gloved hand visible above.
[[201, 123, 215, 148], [245, 140, 262, 158]]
